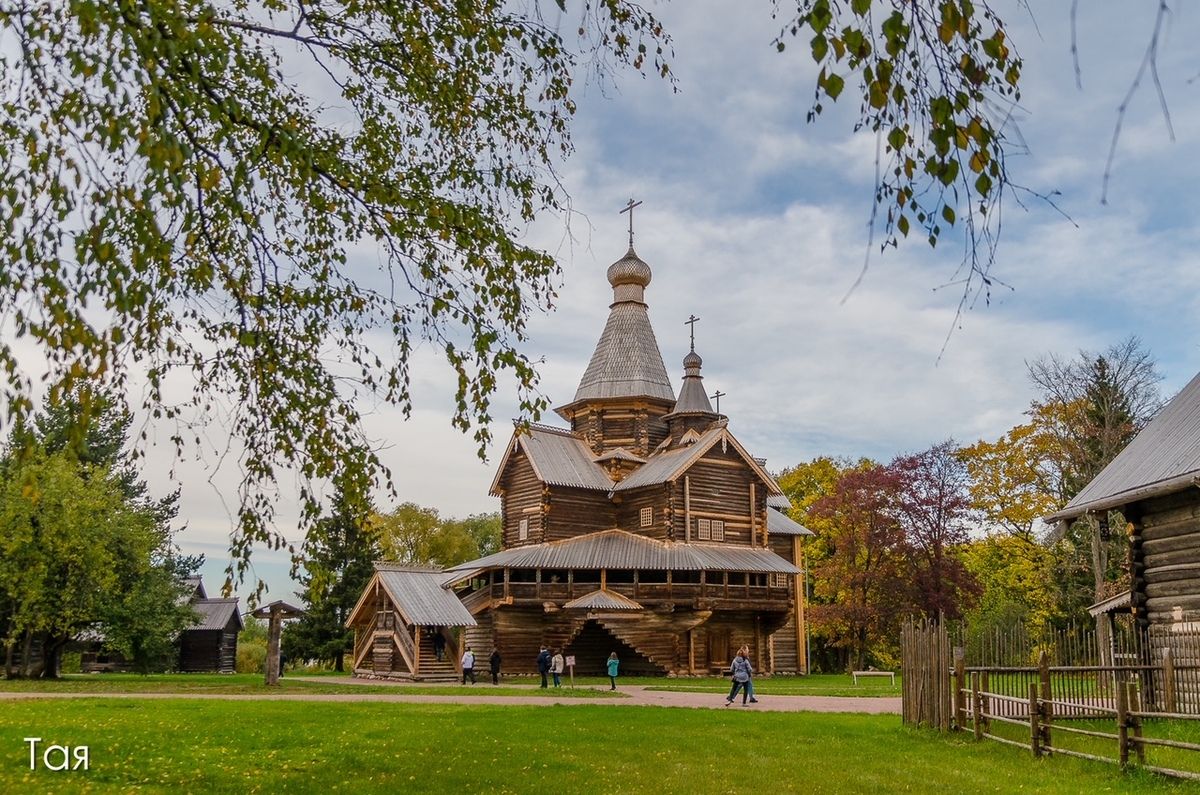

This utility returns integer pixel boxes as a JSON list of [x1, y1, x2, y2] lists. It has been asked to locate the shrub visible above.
[[236, 640, 267, 674]]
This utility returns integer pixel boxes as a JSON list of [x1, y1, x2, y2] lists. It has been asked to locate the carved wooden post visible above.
[[265, 605, 282, 686]]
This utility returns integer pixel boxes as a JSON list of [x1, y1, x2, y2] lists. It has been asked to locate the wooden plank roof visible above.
[[612, 425, 784, 496], [445, 529, 800, 574], [1047, 371, 1200, 521], [568, 298, 675, 405], [374, 565, 477, 627], [766, 507, 814, 536], [190, 599, 243, 631], [489, 424, 613, 495], [563, 589, 644, 611]]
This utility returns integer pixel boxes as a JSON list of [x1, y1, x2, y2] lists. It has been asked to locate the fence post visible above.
[[954, 648, 966, 731], [1127, 680, 1145, 764], [1163, 646, 1177, 714], [1116, 675, 1129, 768], [981, 671, 991, 732], [1029, 682, 1041, 757], [971, 671, 982, 740], [1037, 649, 1052, 753]]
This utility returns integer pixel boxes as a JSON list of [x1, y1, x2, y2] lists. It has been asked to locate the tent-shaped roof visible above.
[[374, 565, 476, 627], [767, 508, 814, 537], [563, 589, 644, 611], [1047, 371, 1200, 521], [446, 529, 800, 575], [489, 424, 613, 495]]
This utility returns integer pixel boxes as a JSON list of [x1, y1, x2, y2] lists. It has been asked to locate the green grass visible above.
[[0, 673, 619, 698], [0, 699, 1191, 793], [592, 673, 902, 697]]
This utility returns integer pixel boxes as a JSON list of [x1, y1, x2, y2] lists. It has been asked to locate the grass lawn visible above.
[[584, 672, 902, 698], [0, 699, 1191, 793], [0, 673, 619, 698]]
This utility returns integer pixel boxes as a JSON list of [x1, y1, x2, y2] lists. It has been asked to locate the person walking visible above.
[[606, 652, 620, 691], [739, 645, 759, 704], [551, 649, 565, 687], [726, 648, 753, 705], [536, 645, 552, 688], [461, 646, 476, 685], [432, 629, 446, 662], [489, 647, 502, 685]]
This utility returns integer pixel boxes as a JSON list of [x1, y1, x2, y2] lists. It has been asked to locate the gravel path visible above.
[[0, 683, 900, 714]]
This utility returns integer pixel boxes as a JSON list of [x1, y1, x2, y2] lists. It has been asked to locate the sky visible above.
[[82, 2, 1200, 599]]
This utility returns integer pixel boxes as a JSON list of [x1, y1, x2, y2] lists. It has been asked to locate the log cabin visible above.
[[348, 241, 812, 679], [1046, 372, 1200, 666]]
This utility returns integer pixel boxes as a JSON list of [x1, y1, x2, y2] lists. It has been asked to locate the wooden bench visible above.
[[852, 670, 895, 685]]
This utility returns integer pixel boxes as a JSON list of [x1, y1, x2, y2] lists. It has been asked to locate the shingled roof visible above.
[[446, 529, 800, 574], [563, 589, 644, 611], [1046, 371, 1200, 522], [190, 599, 243, 631], [374, 565, 476, 627], [489, 424, 613, 495]]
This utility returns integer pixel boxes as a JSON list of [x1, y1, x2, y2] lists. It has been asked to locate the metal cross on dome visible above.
[[685, 314, 700, 352], [711, 389, 726, 415], [619, 198, 643, 247]]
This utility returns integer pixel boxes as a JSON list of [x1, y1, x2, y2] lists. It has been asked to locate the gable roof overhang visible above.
[[489, 423, 613, 496], [766, 507, 814, 537], [1044, 371, 1200, 524], [611, 426, 784, 496], [346, 564, 477, 629]]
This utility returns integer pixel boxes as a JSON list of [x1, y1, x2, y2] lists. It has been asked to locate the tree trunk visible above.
[[1089, 515, 1114, 666], [335, 650, 344, 672], [19, 630, 33, 678], [3, 639, 13, 679]]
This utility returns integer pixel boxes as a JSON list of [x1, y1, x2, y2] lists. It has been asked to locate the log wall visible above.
[[499, 451, 543, 547], [1137, 491, 1200, 623], [546, 486, 614, 540], [670, 445, 767, 545]]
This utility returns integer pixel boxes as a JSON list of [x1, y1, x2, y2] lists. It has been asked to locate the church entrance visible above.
[[564, 619, 660, 676]]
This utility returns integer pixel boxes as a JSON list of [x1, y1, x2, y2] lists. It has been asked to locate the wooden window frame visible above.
[[519, 517, 529, 541], [640, 506, 653, 528], [697, 518, 711, 541], [711, 519, 725, 541]]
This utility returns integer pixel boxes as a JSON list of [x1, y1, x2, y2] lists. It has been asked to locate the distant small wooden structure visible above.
[[250, 600, 305, 686], [177, 577, 243, 673]]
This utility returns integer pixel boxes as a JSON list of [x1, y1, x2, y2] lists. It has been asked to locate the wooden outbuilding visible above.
[[349, 240, 812, 678], [1047, 372, 1200, 651], [177, 579, 242, 673]]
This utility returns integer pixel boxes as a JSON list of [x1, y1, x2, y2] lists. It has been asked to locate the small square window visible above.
[[519, 518, 529, 540], [697, 518, 711, 541], [711, 520, 725, 541], [640, 506, 653, 527]]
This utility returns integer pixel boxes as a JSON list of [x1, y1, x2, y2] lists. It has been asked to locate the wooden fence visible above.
[[900, 617, 1200, 781]]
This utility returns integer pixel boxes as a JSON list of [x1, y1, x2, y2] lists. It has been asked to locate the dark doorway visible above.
[[564, 620, 661, 676]]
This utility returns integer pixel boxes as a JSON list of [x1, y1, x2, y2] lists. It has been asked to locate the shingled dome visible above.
[[566, 245, 674, 405]]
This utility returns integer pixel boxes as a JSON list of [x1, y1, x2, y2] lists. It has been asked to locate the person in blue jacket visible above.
[[536, 645, 552, 688], [606, 652, 620, 690], [726, 648, 753, 705]]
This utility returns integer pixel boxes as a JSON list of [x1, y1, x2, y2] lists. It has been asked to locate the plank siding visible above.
[[669, 445, 768, 547]]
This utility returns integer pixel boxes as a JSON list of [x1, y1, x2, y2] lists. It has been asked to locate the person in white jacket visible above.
[[551, 649, 565, 687], [461, 646, 476, 685]]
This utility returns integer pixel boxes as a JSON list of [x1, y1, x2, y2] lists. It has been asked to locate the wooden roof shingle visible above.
[[1047, 371, 1200, 521], [374, 565, 477, 627], [767, 508, 814, 537], [489, 424, 614, 495], [563, 589, 644, 611]]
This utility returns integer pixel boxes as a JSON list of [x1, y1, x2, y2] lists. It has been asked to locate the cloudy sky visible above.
[[144, 2, 1200, 598]]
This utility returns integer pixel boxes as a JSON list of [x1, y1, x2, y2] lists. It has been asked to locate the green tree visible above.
[[285, 493, 380, 672], [373, 503, 499, 569], [0, 1, 672, 590]]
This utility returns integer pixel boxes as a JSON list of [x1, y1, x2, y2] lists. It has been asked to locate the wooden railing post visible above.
[[1163, 646, 1177, 713], [1029, 682, 1041, 757], [954, 649, 966, 731], [971, 671, 982, 740], [981, 671, 991, 732], [1127, 680, 1145, 764], [1116, 675, 1129, 767], [1038, 650, 1052, 753]]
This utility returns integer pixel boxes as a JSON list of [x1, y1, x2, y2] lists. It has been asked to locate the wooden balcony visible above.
[[483, 575, 791, 608]]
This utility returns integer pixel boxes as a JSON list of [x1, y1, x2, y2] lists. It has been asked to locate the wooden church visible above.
[[348, 237, 811, 679]]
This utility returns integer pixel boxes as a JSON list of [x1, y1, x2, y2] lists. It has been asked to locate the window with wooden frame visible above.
[[640, 506, 653, 527], [518, 518, 529, 540], [696, 518, 711, 541], [711, 519, 725, 541]]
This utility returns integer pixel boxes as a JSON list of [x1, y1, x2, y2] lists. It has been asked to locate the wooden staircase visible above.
[[415, 630, 460, 682]]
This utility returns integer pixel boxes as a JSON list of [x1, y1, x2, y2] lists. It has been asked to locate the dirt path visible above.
[[0, 684, 900, 714]]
